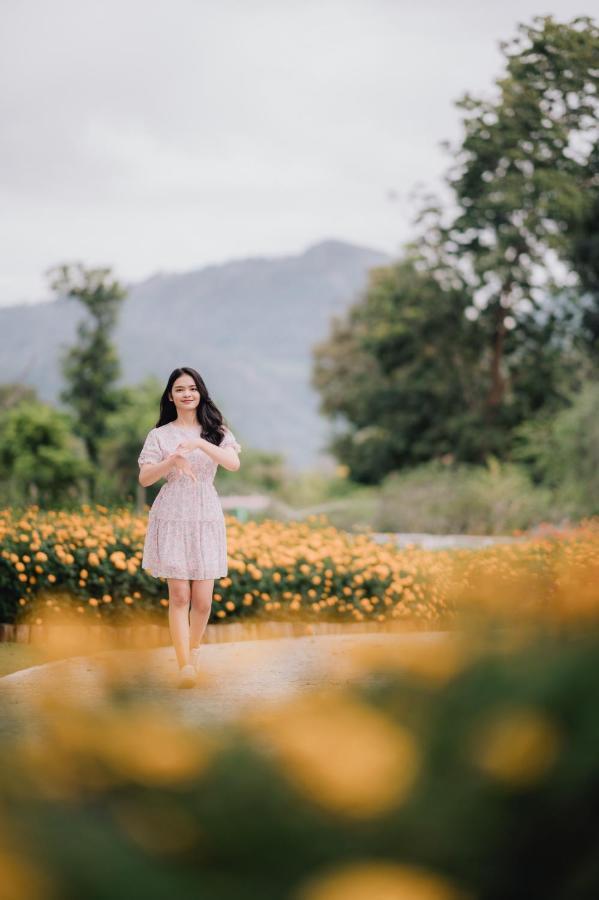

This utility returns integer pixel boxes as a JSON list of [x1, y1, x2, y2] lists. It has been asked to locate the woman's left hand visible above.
[[176, 440, 200, 453]]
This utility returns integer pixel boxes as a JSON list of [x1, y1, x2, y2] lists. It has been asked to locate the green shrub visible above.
[[374, 459, 556, 534], [513, 380, 599, 517]]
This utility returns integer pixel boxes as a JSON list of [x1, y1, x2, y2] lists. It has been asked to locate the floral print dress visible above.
[[137, 421, 241, 580]]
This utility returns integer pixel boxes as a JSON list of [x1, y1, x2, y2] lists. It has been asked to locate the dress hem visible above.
[[141, 564, 228, 581]]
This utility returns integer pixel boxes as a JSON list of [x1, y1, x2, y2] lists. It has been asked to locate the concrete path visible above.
[[370, 532, 524, 550], [0, 632, 448, 737]]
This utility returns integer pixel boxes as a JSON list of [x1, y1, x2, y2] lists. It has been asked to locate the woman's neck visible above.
[[174, 412, 200, 429]]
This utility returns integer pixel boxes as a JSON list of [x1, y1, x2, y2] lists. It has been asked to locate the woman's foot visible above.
[[177, 664, 196, 689]]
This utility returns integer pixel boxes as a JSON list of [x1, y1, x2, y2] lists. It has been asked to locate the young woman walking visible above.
[[137, 366, 242, 688]]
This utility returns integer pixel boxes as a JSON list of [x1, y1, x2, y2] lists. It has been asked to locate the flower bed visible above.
[[1, 505, 598, 629]]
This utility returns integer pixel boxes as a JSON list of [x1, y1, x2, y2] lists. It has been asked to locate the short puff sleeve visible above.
[[220, 427, 242, 454], [138, 429, 162, 466]]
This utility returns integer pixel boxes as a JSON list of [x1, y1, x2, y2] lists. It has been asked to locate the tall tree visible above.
[[312, 15, 598, 483], [312, 258, 487, 482], [49, 263, 126, 497], [425, 15, 599, 419]]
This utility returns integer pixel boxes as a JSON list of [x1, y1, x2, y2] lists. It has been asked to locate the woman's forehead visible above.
[[172, 378, 197, 388]]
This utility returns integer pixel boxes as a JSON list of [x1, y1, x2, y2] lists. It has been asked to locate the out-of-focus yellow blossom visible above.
[[469, 707, 562, 786], [295, 860, 470, 900], [242, 690, 420, 818]]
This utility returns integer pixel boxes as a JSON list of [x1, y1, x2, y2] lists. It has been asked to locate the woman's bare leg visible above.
[[167, 578, 192, 668], [189, 578, 214, 653]]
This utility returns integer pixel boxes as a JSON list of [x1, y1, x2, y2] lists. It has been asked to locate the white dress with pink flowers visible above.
[[137, 421, 241, 580]]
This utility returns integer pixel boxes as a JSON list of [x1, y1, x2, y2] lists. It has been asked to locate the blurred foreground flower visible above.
[[469, 706, 562, 786], [242, 689, 420, 818], [295, 860, 471, 900]]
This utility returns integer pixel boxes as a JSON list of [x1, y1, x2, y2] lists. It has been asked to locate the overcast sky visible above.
[[0, 0, 593, 306]]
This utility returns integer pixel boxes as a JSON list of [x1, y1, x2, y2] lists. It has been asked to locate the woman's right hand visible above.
[[168, 451, 197, 482]]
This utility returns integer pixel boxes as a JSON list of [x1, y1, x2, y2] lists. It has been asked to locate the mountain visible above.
[[0, 239, 391, 469]]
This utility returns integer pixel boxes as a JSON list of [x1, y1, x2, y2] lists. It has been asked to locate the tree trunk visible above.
[[485, 297, 508, 414]]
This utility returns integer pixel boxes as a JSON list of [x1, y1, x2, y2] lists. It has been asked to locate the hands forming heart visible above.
[[176, 440, 199, 453], [169, 444, 198, 482]]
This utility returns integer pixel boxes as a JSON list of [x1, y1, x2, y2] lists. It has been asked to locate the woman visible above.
[[137, 366, 242, 688]]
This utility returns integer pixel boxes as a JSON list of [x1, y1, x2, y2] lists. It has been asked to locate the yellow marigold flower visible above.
[[244, 692, 420, 819], [296, 861, 466, 900], [160, 599, 169, 607], [89, 598, 99, 606], [102, 594, 112, 603], [15, 561, 25, 572], [471, 708, 562, 786], [124, 596, 134, 605]]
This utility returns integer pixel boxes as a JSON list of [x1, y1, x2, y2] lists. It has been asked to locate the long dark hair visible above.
[[155, 367, 229, 447]]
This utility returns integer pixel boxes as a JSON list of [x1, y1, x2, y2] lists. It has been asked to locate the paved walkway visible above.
[[0, 632, 448, 736]]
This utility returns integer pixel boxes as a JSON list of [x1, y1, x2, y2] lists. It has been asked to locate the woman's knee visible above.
[[190, 593, 212, 615], [191, 581, 213, 614], [168, 583, 191, 608]]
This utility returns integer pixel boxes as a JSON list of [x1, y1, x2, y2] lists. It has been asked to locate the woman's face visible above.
[[169, 375, 200, 413]]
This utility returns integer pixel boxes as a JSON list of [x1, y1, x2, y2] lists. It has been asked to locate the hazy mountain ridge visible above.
[[0, 239, 391, 469]]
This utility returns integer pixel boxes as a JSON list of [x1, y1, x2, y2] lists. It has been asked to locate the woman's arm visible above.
[[139, 451, 198, 487], [138, 456, 175, 487]]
